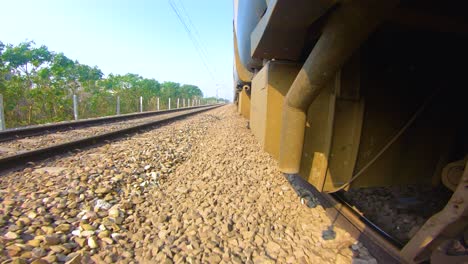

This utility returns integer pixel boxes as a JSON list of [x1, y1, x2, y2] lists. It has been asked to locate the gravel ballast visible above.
[[0, 107, 211, 158], [0, 105, 375, 263]]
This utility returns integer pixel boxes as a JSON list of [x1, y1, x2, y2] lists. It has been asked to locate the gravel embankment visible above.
[[0, 105, 375, 263], [0, 107, 210, 158]]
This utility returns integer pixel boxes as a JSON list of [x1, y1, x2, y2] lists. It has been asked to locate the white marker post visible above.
[[73, 94, 78, 121], [168, 98, 171, 110], [0, 94, 5, 131], [116, 96, 120, 115], [140, 96, 143, 112], [177, 98, 180, 109], [157, 97, 160, 111], [183, 98, 185, 108]]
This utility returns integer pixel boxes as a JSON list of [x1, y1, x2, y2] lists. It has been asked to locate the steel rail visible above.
[[332, 192, 405, 248], [0, 105, 222, 173], [0, 105, 212, 143], [286, 174, 406, 264], [322, 192, 406, 263]]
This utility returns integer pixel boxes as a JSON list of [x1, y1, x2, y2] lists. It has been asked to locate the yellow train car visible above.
[[233, 0, 468, 263]]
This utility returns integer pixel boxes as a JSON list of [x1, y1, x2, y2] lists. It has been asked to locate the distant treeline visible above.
[[0, 40, 215, 128]]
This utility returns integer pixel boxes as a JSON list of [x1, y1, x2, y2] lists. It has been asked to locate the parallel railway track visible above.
[[0, 105, 211, 143], [0, 105, 221, 173]]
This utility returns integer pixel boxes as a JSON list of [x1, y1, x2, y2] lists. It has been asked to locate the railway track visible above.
[[325, 194, 405, 263], [287, 174, 405, 263], [0, 105, 221, 173], [0, 105, 211, 143], [289, 167, 461, 264]]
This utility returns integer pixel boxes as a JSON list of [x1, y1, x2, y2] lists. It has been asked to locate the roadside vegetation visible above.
[[0, 40, 226, 129]]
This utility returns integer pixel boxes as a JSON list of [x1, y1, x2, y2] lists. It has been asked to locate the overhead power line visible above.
[[176, 0, 213, 73], [168, 0, 218, 85]]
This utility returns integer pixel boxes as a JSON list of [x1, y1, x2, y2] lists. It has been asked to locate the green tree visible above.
[[180, 84, 203, 98], [0, 40, 208, 128], [2, 41, 52, 89]]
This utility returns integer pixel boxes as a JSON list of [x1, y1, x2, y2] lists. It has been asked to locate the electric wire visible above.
[[168, 0, 218, 84], [176, 0, 215, 76]]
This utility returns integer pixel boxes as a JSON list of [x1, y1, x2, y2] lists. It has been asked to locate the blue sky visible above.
[[0, 0, 234, 100]]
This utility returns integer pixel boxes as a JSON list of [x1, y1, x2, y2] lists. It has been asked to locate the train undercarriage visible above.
[[233, 0, 468, 263]]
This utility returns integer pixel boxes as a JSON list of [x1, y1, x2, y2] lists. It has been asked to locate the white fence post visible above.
[[157, 97, 160, 111], [168, 98, 171, 110], [116, 96, 120, 115], [177, 98, 180, 109], [0, 94, 5, 131], [139, 96, 143, 112], [73, 94, 78, 121]]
